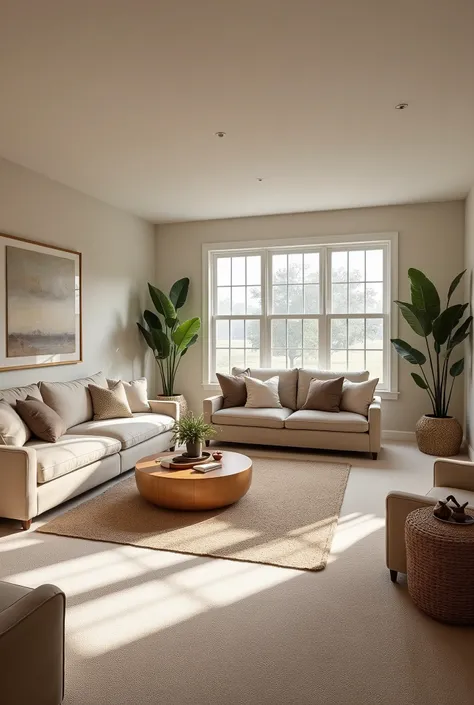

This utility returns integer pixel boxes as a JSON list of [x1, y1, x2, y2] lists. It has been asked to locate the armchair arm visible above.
[[0, 446, 37, 522], [386, 491, 437, 574], [368, 396, 381, 453], [433, 458, 474, 492], [148, 399, 179, 421], [203, 395, 224, 423], [0, 583, 65, 705]]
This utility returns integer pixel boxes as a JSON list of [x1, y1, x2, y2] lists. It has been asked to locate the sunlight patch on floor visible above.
[[331, 513, 385, 554]]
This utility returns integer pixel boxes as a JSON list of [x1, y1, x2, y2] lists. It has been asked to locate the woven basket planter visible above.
[[415, 415, 463, 456], [157, 394, 188, 419]]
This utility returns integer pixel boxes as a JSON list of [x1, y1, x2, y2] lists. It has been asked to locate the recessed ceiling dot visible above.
[[395, 103, 408, 110], [215, 131, 226, 138], [256, 177, 263, 182]]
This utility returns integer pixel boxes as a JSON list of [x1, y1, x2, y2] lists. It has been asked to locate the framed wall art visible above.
[[0, 232, 82, 371]]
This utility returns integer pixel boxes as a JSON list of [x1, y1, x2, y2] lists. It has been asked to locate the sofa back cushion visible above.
[[0, 383, 42, 407], [39, 372, 107, 429], [232, 367, 298, 410], [0, 400, 29, 446], [296, 369, 369, 409]]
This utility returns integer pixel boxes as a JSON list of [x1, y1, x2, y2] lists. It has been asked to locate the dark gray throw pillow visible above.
[[216, 369, 250, 408], [16, 395, 67, 443], [301, 377, 344, 413]]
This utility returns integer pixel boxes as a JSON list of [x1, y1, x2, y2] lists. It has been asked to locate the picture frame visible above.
[[0, 232, 82, 372]]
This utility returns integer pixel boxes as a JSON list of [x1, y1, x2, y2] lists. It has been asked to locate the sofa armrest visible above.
[[203, 395, 224, 423], [148, 399, 179, 421], [0, 446, 37, 522], [386, 491, 437, 574], [433, 458, 474, 492], [368, 396, 381, 453], [0, 583, 65, 705]]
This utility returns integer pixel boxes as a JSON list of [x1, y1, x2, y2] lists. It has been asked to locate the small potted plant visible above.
[[172, 412, 215, 458]]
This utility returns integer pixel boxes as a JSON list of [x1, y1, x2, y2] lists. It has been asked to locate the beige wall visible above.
[[465, 187, 474, 449], [156, 201, 465, 434], [0, 158, 154, 391]]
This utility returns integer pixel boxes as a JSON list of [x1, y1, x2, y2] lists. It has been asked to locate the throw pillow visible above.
[[107, 377, 150, 413], [0, 400, 29, 446], [216, 369, 250, 408], [340, 378, 379, 417], [244, 376, 282, 409], [89, 381, 133, 420], [16, 396, 66, 443], [302, 377, 344, 412]]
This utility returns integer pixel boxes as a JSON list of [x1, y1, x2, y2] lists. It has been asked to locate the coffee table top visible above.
[[135, 450, 252, 481]]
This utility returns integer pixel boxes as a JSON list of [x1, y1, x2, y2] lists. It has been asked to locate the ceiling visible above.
[[0, 0, 473, 223]]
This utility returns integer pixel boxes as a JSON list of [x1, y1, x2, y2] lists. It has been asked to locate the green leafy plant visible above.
[[391, 269, 472, 418], [172, 412, 216, 445], [137, 278, 200, 396]]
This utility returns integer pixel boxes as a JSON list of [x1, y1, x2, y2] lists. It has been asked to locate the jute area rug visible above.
[[38, 455, 350, 571]]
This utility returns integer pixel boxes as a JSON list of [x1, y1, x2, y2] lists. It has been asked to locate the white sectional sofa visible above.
[[0, 372, 177, 530], [204, 367, 381, 457]]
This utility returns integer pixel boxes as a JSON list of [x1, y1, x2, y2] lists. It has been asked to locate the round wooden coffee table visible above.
[[135, 451, 252, 511]]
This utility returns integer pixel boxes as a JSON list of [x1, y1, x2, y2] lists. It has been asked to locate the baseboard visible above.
[[468, 444, 474, 461], [382, 430, 416, 442]]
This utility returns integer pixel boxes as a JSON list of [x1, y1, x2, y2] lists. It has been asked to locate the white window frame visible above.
[[202, 232, 399, 400]]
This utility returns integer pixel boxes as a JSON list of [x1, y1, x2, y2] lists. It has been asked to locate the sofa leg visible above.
[[371, 452, 378, 460], [390, 570, 398, 583], [21, 520, 32, 531], [169, 446, 175, 452], [205, 440, 210, 447]]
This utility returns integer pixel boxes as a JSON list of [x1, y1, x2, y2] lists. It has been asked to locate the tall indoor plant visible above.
[[137, 277, 200, 415], [391, 268, 472, 456]]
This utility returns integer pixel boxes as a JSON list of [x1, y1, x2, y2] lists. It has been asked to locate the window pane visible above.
[[349, 283, 365, 313], [330, 350, 348, 371], [247, 286, 261, 314], [245, 348, 260, 367], [216, 348, 230, 374], [348, 319, 365, 349], [217, 287, 231, 314], [303, 320, 319, 349], [366, 350, 384, 383], [272, 254, 287, 283], [349, 250, 365, 282], [230, 349, 245, 369], [245, 320, 260, 350], [230, 319, 245, 346], [348, 349, 365, 371], [231, 286, 246, 314], [288, 349, 303, 367], [288, 285, 303, 313], [271, 349, 287, 367], [288, 319, 302, 348], [331, 319, 347, 349], [366, 249, 383, 281], [217, 258, 230, 286], [366, 318, 383, 349], [288, 254, 303, 283], [303, 349, 319, 367], [332, 283, 348, 313], [304, 253, 319, 283], [332, 251, 347, 282], [246, 256, 261, 285], [366, 283, 383, 313], [232, 257, 246, 285], [216, 319, 229, 347], [271, 319, 286, 349], [273, 286, 288, 313], [304, 284, 319, 313]]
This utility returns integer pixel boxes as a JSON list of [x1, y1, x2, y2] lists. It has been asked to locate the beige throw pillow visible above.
[[0, 400, 29, 446], [16, 396, 66, 443], [340, 378, 379, 417], [89, 381, 133, 420], [216, 369, 250, 408], [107, 378, 150, 413], [40, 372, 107, 428], [244, 376, 282, 409], [302, 377, 343, 412]]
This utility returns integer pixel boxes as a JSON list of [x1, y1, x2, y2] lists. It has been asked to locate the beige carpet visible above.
[[38, 457, 350, 570]]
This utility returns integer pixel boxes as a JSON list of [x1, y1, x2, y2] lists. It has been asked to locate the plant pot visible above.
[[186, 441, 202, 458], [415, 415, 463, 457], [157, 394, 188, 418]]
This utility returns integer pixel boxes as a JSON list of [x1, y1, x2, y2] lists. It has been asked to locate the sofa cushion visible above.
[[0, 400, 29, 446], [107, 378, 151, 413], [216, 369, 250, 408], [341, 378, 379, 417], [89, 381, 133, 420], [212, 407, 293, 429], [301, 377, 344, 412], [67, 413, 174, 450], [233, 367, 298, 410], [427, 486, 474, 508], [296, 369, 369, 409], [245, 376, 282, 408], [284, 409, 369, 433], [28, 434, 121, 484], [16, 396, 66, 443], [39, 372, 107, 429], [0, 383, 42, 408]]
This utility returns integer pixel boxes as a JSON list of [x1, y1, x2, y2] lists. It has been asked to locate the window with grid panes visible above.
[[209, 241, 391, 391]]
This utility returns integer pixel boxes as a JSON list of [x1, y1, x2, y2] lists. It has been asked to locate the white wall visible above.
[[0, 158, 154, 390], [156, 201, 465, 434], [465, 187, 474, 450]]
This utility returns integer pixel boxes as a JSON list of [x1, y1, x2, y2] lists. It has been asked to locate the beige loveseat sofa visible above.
[[0, 372, 177, 530], [204, 367, 381, 457], [386, 458, 474, 582]]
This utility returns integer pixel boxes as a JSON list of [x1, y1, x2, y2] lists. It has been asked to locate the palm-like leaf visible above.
[[432, 304, 468, 345], [394, 300, 432, 336], [172, 318, 201, 352], [447, 270, 466, 303], [408, 268, 440, 321], [169, 278, 190, 309], [148, 284, 177, 323], [391, 338, 426, 365]]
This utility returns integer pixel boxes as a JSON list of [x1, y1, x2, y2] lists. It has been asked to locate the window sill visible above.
[[202, 383, 399, 401]]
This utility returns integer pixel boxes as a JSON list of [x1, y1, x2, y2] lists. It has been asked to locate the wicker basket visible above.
[[405, 506, 474, 625], [415, 415, 463, 456], [157, 394, 188, 418]]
